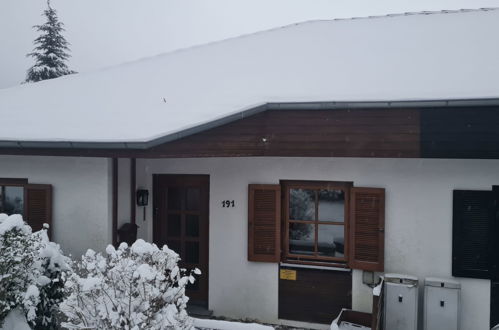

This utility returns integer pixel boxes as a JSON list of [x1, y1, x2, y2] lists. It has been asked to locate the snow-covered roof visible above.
[[2, 8, 499, 147]]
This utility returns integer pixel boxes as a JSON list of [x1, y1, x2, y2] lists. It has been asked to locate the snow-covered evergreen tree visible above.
[[25, 0, 76, 83]]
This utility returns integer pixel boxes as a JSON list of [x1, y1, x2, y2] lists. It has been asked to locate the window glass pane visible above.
[[167, 187, 182, 210], [318, 224, 345, 257], [318, 189, 345, 222], [185, 241, 200, 264], [289, 189, 315, 220], [186, 187, 200, 211], [166, 239, 181, 255], [186, 215, 199, 237], [1, 186, 24, 215], [167, 214, 181, 237], [187, 276, 200, 291], [289, 223, 315, 255]]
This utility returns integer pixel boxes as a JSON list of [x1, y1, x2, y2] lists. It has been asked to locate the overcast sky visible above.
[[1, 0, 498, 89]]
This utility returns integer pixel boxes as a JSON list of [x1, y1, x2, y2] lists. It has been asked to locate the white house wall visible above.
[[117, 158, 132, 228], [135, 157, 498, 330], [0, 155, 112, 257]]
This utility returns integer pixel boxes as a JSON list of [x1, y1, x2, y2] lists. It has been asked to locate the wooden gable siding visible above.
[[147, 109, 421, 158], [421, 106, 499, 159], [0, 108, 421, 158]]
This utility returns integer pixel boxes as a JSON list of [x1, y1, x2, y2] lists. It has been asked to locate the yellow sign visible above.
[[280, 269, 297, 281]]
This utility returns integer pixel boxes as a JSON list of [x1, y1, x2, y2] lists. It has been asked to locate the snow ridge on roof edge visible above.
[[2, 7, 498, 93], [2, 98, 499, 149], [88, 7, 499, 74]]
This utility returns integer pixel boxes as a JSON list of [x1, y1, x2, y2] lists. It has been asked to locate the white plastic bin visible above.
[[424, 277, 460, 330], [383, 273, 419, 330]]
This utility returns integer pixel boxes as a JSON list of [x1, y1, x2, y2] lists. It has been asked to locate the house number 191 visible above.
[[222, 200, 235, 208]]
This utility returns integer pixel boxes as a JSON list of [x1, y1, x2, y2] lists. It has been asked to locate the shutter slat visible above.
[[24, 184, 52, 236], [349, 187, 385, 271], [248, 184, 281, 262], [452, 190, 493, 279]]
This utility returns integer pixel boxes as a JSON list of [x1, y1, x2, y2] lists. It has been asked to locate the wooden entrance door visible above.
[[153, 174, 209, 306]]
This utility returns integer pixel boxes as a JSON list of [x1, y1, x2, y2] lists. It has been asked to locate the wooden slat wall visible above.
[[24, 184, 52, 235], [491, 281, 499, 329], [349, 187, 385, 272], [452, 190, 493, 279], [0, 108, 421, 158], [421, 106, 499, 159], [3, 106, 499, 159], [248, 185, 281, 262], [149, 109, 420, 158], [278, 266, 352, 324]]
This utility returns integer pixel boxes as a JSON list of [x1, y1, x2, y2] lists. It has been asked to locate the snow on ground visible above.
[[194, 318, 274, 330], [0, 309, 31, 330]]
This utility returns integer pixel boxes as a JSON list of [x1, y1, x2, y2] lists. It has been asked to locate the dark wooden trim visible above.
[[0, 108, 422, 159], [281, 180, 351, 265], [491, 281, 499, 329], [130, 158, 136, 224], [452, 189, 493, 279], [278, 265, 352, 324], [281, 180, 354, 189], [0, 178, 28, 185], [153, 174, 210, 306], [282, 259, 349, 268], [4, 106, 499, 159], [349, 187, 385, 272], [421, 106, 499, 159], [112, 158, 118, 246], [24, 184, 52, 237], [248, 184, 281, 262]]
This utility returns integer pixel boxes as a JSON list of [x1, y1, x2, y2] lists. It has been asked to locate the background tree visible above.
[[25, 0, 76, 83]]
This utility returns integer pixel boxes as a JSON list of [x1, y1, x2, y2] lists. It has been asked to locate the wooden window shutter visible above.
[[349, 187, 385, 272], [452, 190, 493, 279], [24, 184, 53, 236], [248, 184, 281, 262]]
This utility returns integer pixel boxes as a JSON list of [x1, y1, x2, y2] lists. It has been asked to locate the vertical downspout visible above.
[[130, 158, 136, 224], [112, 158, 118, 246]]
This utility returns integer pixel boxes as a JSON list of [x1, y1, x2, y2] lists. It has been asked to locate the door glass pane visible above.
[[289, 223, 315, 255], [1, 186, 24, 215], [167, 214, 181, 237], [187, 277, 200, 291], [186, 187, 200, 211], [186, 215, 199, 237], [318, 189, 345, 222], [167, 187, 182, 210], [167, 239, 181, 255], [289, 189, 315, 220], [318, 224, 345, 257], [185, 241, 200, 263]]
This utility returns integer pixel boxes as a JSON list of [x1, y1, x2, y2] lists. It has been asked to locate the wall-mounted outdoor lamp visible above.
[[136, 189, 149, 221], [136, 189, 149, 206]]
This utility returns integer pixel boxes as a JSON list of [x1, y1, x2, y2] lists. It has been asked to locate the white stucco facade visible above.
[[1, 155, 495, 329], [133, 157, 498, 330], [0, 155, 113, 257]]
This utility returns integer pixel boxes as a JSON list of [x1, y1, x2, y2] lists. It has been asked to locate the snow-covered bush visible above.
[[62, 239, 198, 330], [30, 228, 70, 330], [0, 214, 70, 330], [0, 214, 36, 323]]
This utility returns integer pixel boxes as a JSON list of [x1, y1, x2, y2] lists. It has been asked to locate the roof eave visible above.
[[2, 98, 499, 150]]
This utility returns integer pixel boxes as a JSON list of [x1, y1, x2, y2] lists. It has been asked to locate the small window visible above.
[[0, 185, 25, 215], [283, 181, 352, 263], [248, 181, 385, 270], [0, 179, 52, 235]]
